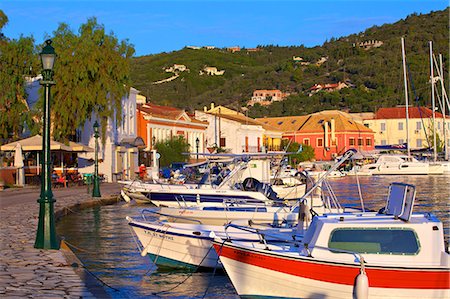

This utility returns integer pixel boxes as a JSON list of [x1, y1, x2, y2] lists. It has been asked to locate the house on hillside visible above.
[[195, 104, 282, 153], [308, 82, 349, 96], [165, 64, 188, 73], [353, 40, 384, 50], [227, 46, 241, 53], [258, 110, 375, 161], [199, 66, 225, 76], [315, 56, 328, 66], [361, 106, 450, 150], [136, 103, 208, 161], [248, 89, 289, 106]]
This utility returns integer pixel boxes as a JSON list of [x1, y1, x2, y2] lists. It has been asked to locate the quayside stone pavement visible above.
[[0, 183, 122, 298]]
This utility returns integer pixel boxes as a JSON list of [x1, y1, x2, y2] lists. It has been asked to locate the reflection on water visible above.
[[56, 175, 450, 298]]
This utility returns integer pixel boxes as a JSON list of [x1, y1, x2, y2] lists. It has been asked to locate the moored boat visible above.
[[213, 182, 450, 298]]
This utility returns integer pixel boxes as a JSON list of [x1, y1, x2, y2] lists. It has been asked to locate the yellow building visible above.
[[360, 107, 449, 150]]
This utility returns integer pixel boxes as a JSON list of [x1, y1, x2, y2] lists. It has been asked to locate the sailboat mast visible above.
[[429, 41, 437, 162], [439, 54, 448, 160], [401, 37, 410, 156]]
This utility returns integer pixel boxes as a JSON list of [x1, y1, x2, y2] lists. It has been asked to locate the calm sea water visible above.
[[56, 175, 450, 298]]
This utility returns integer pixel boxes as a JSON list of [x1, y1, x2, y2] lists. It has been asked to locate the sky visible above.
[[1, 0, 448, 57]]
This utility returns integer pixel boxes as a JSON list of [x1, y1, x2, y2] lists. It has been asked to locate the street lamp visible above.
[[195, 137, 200, 161], [35, 39, 59, 249], [92, 121, 101, 197]]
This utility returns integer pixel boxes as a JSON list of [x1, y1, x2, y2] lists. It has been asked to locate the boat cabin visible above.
[[301, 183, 449, 267]]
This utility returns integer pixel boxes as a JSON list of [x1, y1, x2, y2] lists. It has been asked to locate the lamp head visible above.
[[93, 121, 99, 134], [40, 40, 56, 71]]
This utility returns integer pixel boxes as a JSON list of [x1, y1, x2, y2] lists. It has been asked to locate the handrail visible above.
[[140, 208, 203, 224]]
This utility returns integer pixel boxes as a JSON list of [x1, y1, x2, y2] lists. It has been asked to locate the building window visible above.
[[366, 138, 372, 146], [381, 140, 387, 145], [398, 122, 404, 130], [331, 139, 337, 146], [358, 138, 363, 146], [303, 138, 310, 146], [220, 137, 226, 147], [416, 121, 421, 131], [349, 138, 355, 146], [416, 139, 422, 148], [317, 138, 323, 147], [380, 123, 386, 131], [364, 123, 369, 128]]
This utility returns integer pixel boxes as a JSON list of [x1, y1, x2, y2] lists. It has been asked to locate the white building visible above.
[[78, 87, 143, 182], [195, 104, 266, 153]]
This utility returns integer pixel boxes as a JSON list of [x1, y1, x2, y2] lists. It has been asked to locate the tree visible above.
[[0, 10, 39, 141], [283, 141, 316, 166], [48, 18, 135, 141], [154, 136, 190, 167]]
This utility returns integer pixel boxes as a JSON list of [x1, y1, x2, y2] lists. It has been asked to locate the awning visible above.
[[119, 136, 146, 148], [0, 135, 72, 151], [68, 141, 94, 152], [0, 135, 94, 152]]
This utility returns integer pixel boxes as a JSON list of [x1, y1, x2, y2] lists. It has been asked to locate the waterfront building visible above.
[[259, 110, 375, 161], [136, 103, 208, 159], [77, 87, 143, 182], [361, 106, 450, 150], [195, 104, 282, 153]]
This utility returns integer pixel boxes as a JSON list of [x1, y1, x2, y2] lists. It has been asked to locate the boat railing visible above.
[[223, 222, 301, 249], [139, 208, 203, 224], [174, 195, 190, 208], [289, 149, 355, 213]]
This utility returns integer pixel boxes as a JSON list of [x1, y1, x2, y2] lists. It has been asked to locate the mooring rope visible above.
[[202, 239, 226, 299], [62, 240, 120, 292], [152, 244, 216, 296]]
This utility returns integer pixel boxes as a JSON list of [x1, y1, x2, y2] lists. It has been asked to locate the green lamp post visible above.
[[92, 121, 101, 197], [34, 39, 59, 250], [195, 137, 200, 161]]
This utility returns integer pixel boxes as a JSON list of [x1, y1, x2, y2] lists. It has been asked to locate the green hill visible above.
[[130, 8, 449, 118]]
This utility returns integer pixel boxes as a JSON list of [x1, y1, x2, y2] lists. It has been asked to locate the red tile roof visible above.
[[375, 107, 447, 119], [138, 104, 206, 124]]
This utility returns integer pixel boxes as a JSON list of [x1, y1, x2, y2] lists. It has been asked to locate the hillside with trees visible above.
[[130, 8, 449, 118]]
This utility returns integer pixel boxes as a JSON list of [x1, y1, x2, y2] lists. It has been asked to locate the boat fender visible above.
[[141, 245, 150, 257], [353, 260, 369, 299]]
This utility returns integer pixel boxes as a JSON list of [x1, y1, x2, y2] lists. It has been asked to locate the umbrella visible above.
[[14, 143, 25, 186]]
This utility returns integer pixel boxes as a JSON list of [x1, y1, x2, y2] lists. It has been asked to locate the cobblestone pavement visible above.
[[0, 183, 122, 298]]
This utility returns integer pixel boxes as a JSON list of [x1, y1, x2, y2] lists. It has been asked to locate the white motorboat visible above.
[[127, 212, 295, 270], [357, 154, 443, 175], [213, 182, 450, 299]]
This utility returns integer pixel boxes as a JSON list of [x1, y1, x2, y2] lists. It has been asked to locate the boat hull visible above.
[[214, 242, 450, 299], [129, 221, 219, 269]]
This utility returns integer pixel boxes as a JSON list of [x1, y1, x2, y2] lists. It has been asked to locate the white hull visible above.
[[128, 219, 294, 269], [357, 155, 444, 175], [219, 255, 449, 299]]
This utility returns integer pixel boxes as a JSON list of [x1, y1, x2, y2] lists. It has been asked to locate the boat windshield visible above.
[[328, 228, 420, 255]]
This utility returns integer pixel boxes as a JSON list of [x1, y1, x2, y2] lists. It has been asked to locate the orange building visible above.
[[136, 103, 208, 159], [258, 110, 375, 161]]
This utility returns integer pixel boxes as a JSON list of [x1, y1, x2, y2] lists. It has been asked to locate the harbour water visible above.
[[56, 175, 450, 298]]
